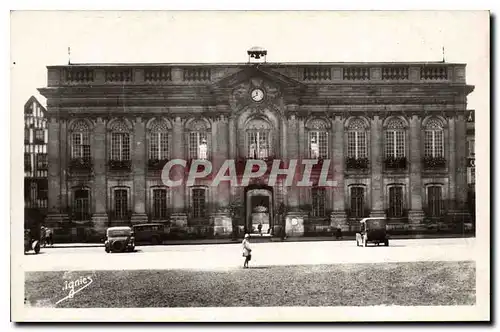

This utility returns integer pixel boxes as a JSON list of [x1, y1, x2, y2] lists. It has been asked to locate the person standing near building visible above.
[[242, 234, 252, 268]]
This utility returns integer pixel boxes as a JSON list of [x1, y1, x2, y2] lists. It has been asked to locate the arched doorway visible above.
[[244, 184, 274, 235]]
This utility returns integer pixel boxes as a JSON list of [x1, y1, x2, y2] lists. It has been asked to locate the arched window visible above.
[[110, 120, 130, 161], [424, 118, 444, 158], [71, 120, 91, 160], [306, 119, 329, 159], [246, 118, 272, 159], [187, 120, 210, 160], [384, 117, 406, 158], [347, 118, 367, 159], [148, 119, 170, 161]]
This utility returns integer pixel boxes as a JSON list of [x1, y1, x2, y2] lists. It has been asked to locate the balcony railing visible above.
[[420, 66, 448, 80], [108, 159, 132, 171], [105, 69, 133, 83], [70, 157, 92, 171], [64, 68, 94, 84], [346, 157, 370, 170], [148, 158, 169, 171], [382, 66, 409, 80], [183, 68, 211, 82], [384, 157, 407, 170], [144, 68, 172, 83], [343, 67, 370, 81], [423, 156, 447, 170]]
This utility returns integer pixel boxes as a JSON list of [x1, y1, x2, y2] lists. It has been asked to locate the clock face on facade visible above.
[[250, 88, 264, 102]]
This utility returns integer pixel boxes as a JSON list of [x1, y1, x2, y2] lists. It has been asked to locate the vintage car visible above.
[[104, 226, 135, 253], [132, 223, 166, 245], [356, 217, 389, 247], [24, 229, 41, 254]]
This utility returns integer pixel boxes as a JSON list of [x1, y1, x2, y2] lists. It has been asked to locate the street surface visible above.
[[23, 238, 477, 272]]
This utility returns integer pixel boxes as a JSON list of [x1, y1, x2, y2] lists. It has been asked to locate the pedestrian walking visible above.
[[242, 234, 252, 268]]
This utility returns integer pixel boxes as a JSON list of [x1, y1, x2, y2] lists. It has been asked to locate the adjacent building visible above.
[[38, 49, 475, 238], [24, 96, 48, 229]]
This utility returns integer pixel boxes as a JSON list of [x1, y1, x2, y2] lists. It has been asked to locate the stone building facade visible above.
[[38, 55, 475, 239]]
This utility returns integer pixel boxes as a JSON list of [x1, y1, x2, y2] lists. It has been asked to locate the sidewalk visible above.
[[47, 233, 474, 249]]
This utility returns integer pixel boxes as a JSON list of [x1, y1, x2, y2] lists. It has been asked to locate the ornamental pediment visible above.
[[214, 66, 303, 89]]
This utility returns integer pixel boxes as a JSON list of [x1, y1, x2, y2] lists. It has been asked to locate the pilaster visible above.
[[91, 117, 108, 233], [131, 117, 148, 224], [171, 116, 186, 214], [370, 116, 385, 218], [332, 115, 347, 228], [408, 115, 424, 224], [286, 108, 299, 209]]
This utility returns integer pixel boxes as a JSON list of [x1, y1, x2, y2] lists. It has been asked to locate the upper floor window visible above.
[[347, 118, 368, 159], [110, 120, 130, 161], [384, 118, 406, 158], [424, 119, 444, 158], [306, 119, 329, 159], [24, 129, 29, 142], [311, 187, 326, 217], [71, 120, 91, 159], [148, 119, 170, 161], [34, 129, 44, 143], [246, 118, 272, 159], [187, 120, 210, 160]]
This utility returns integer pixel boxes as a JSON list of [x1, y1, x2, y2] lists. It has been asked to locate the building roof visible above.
[[24, 96, 47, 116], [46, 60, 465, 69]]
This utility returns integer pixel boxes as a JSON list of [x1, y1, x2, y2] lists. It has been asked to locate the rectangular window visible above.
[[427, 186, 443, 217], [388, 186, 404, 218], [468, 167, 476, 184], [35, 129, 44, 142], [111, 133, 130, 161], [385, 131, 405, 158], [73, 189, 90, 221], [467, 139, 475, 157], [347, 131, 367, 159], [311, 187, 326, 217], [189, 132, 208, 160], [114, 189, 128, 219], [149, 133, 169, 160], [152, 189, 168, 219], [24, 129, 29, 142], [24, 153, 31, 171], [36, 153, 48, 169], [350, 187, 365, 218], [192, 188, 206, 218], [309, 131, 328, 158], [72, 133, 91, 159], [424, 130, 444, 157], [247, 131, 270, 159]]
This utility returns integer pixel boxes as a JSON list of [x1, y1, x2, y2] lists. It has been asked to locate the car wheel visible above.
[[105, 247, 110, 253], [34, 242, 40, 254], [111, 241, 125, 252]]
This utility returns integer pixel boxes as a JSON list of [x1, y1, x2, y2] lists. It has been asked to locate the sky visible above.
[[10, 10, 489, 113]]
